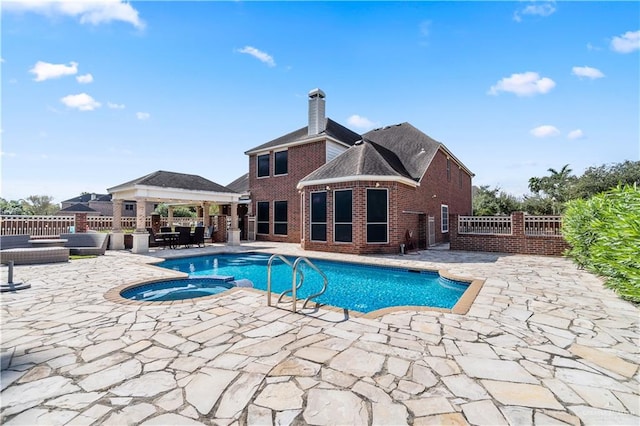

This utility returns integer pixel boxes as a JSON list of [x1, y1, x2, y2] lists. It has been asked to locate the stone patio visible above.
[[1, 242, 638, 425]]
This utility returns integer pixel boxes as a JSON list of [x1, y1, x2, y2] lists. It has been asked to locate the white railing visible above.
[[458, 216, 512, 235], [0, 215, 75, 236], [525, 215, 563, 236]]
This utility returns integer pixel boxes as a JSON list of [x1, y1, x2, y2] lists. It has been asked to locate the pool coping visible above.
[[104, 252, 485, 318]]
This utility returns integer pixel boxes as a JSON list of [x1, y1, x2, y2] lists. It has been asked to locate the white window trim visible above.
[[273, 200, 288, 236], [441, 204, 449, 233], [256, 153, 270, 179], [333, 189, 353, 243], [256, 201, 269, 235], [310, 191, 327, 243], [366, 188, 389, 244], [273, 149, 288, 177]]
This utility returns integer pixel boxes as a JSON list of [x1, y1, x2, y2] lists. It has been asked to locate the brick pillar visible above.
[[449, 213, 458, 250], [75, 213, 88, 233], [151, 213, 161, 234], [214, 215, 228, 242], [512, 211, 525, 238], [112, 199, 122, 231]]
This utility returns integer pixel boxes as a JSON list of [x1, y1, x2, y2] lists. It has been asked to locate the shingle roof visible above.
[[115, 170, 237, 193], [226, 173, 249, 194], [62, 193, 112, 203], [58, 203, 100, 213], [245, 118, 361, 154], [299, 122, 473, 187]]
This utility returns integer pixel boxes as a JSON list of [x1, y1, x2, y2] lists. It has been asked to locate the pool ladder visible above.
[[266, 254, 328, 313]]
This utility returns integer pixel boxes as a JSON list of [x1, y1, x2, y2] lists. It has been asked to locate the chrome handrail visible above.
[[291, 257, 328, 313], [266, 254, 293, 307]]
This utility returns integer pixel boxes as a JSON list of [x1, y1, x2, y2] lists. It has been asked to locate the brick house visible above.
[[246, 89, 473, 254]]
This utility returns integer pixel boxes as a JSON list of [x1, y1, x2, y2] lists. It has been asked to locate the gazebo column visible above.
[[131, 198, 149, 254], [227, 202, 240, 246], [202, 202, 211, 228], [110, 198, 125, 250], [168, 206, 174, 228]]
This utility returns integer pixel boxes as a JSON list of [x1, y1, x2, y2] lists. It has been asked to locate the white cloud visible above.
[[60, 93, 101, 111], [0, 151, 17, 158], [236, 46, 276, 67], [514, 1, 556, 22], [136, 112, 150, 120], [30, 61, 78, 81], [419, 20, 431, 37], [488, 72, 556, 97], [347, 114, 378, 129], [567, 129, 585, 140], [107, 102, 125, 109], [3, 0, 145, 29], [610, 30, 640, 54], [76, 73, 93, 84], [530, 125, 560, 138], [571, 66, 604, 80]]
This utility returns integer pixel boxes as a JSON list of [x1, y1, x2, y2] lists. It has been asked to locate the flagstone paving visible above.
[[1, 242, 638, 425]]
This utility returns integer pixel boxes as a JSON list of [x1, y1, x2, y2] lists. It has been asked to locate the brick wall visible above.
[[450, 212, 570, 256], [249, 140, 328, 243]]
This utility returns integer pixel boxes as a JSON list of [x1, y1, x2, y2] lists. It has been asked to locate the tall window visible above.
[[257, 154, 270, 178], [257, 202, 269, 234], [441, 204, 449, 233], [310, 192, 327, 242], [274, 201, 288, 235], [459, 168, 463, 188], [446, 158, 451, 181], [274, 150, 288, 176], [367, 189, 388, 243], [334, 190, 352, 243]]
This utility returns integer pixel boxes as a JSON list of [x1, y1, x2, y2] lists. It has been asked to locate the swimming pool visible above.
[[154, 252, 470, 313]]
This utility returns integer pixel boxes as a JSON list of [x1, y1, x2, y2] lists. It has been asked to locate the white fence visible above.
[[1, 215, 208, 235], [458, 214, 563, 237], [524, 215, 563, 236], [458, 216, 512, 235]]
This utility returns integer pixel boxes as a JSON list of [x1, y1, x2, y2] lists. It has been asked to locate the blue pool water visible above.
[[151, 252, 469, 313], [121, 278, 236, 302]]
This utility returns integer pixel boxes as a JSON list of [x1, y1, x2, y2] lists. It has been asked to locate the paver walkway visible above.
[[1, 243, 638, 425]]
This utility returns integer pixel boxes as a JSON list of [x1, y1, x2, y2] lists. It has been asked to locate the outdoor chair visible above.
[[160, 226, 172, 233], [176, 226, 191, 248], [147, 228, 165, 248], [190, 226, 205, 247]]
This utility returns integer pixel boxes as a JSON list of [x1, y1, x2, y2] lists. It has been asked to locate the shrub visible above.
[[562, 185, 640, 303]]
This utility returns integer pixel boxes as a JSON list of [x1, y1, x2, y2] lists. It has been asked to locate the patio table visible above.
[[155, 232, 179, 249]]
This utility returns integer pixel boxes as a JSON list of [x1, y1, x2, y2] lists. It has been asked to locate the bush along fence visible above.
[[449, 212, 570, 256]]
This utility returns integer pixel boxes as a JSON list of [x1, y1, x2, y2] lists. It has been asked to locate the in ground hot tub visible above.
[[120, 276, 252, 302]]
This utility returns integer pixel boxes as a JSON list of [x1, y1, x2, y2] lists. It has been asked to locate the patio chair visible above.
[[160, 226, 172, 233], [190, 226, 205, 247], [147, 228, 165, 248], [176, 226, 191, 248]]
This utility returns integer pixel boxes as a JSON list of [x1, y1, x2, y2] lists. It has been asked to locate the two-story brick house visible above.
[[246, 89, 473, 254]]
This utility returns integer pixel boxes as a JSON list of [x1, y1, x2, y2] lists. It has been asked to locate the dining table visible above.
[[155, 232, 179, 249]]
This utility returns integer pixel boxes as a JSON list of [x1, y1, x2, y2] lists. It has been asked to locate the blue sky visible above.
[[1, 1, 639, 204]]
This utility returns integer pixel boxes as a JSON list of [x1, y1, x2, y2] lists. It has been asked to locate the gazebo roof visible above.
[[107, 170, 241, 204]]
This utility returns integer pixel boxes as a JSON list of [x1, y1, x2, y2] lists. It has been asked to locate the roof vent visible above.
[[354, 139, 364, 146]]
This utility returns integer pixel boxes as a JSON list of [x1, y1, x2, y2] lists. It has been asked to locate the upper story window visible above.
[[459, 168, 464, 188], [274, 150, 288, 176], [446, 158, 451, 182], [257, 154, 270, 178]]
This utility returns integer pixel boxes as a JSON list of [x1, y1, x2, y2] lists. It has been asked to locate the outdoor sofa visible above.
[[0, 235, 69, 265], [59, 232, 110, 256]]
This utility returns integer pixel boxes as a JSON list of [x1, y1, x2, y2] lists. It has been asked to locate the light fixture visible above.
[[375, 182, 380, 187], [325, 186, 331, 191]]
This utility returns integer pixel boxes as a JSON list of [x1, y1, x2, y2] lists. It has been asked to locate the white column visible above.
[[227, 202, 240, 245], [132, 198, 149, 254], [168, 206, 174, 228], [110, 198, 124, 250]]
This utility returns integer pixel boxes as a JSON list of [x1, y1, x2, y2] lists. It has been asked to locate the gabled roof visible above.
[[109, 170, 236, 194], [58, 203, 100, 213], [226, 173, 249, 194], [62, 193, 112, 203], [298, 122, 473, 188], [245, 118, 361, 154]]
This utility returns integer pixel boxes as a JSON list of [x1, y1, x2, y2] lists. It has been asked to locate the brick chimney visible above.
[[308, 88, 326, 136]]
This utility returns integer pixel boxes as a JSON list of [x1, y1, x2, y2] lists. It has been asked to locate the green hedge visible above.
[[562, 185, 640, 303]]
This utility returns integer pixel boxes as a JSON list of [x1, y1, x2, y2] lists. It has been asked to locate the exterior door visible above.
[[428, 216, 436, 246]]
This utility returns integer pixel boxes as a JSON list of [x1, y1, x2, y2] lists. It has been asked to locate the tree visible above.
[[571, 160, 640, 199], [0, 198, 28, 215], [528, 164, 577, 213], [21, 195, 59, 215]]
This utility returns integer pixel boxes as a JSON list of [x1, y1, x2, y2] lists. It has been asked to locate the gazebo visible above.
[[107, 170, 242, 253]]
